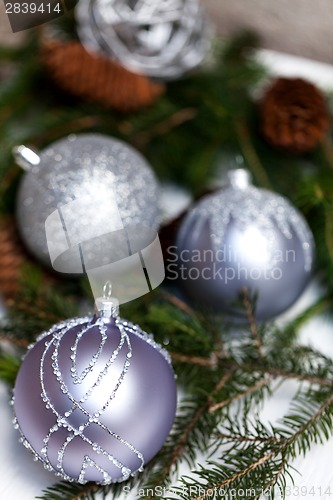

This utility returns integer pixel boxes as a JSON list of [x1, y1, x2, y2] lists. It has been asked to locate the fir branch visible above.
[[161, 290, 199, 318], [280, 295, 331, 339], [214, 432, 279, 444], [258, 460, 287, 500], [324, 204, 333, 261], [131, 108, 198, 149], [0, 268, 83, 354], [36, 481, 100, 500], [193, 449, 283, 500], [320, 135, 333, 170], [35, 115, 104, 146], [163, 403, 211, 474], [235, 120, 272, 189], [0, 352, 21, 386], [265, 344, 333, 385], [267, 368, 333, 388], [280, 389, 333, 454], [241, 288, 265, 360], [222, 31, 261, 63], [0, 333, 29, 349], [236, 360, 333, 388], [6, 289, 333, 500], [140, 370, 235, 499], [180, 378, 333, 500], [173, 371, 232, 464], [170, 352, 218, 367], [208, 374, 272, 414]]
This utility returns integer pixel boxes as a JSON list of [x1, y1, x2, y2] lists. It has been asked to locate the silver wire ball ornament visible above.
[[12, 291, 177, 484], [14, 134, 160, 269], [175, 169, 315, 321], [75, 0, 212, 80]]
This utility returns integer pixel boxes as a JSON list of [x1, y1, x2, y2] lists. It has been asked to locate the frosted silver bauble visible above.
[[175, 169, 315, 321], [15, 134, 159, 269], [13, 300, 177, 484], [75, 0, 212, 80]]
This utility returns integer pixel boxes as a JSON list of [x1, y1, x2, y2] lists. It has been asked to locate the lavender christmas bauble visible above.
[[175, 169, 315, 320], [13, 312, 177, 484], [15, 133, 160, 269]]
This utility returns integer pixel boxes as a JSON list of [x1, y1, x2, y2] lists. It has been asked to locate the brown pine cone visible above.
[[259, 77, 330, 153], [41, 38, 165, 113], [0, 217, 27, 302]]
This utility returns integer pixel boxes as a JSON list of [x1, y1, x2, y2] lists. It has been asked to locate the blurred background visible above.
[[1, 0, 333, 64], [204, 0, 333, 64]]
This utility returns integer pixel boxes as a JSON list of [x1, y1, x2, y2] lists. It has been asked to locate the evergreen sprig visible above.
[[2, 286, 333, 500]]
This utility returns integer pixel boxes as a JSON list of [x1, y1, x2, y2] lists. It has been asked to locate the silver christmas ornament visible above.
[[12, 291, 177, 484], [75, 0, 212, 80], [175, 169, 315, 321], [14, 134, 160, 270]]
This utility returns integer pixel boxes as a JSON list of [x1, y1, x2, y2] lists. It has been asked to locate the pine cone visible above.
[[0, 217, 27, 302], [41, 38, 165, 113], [259, 77, 330, 153]]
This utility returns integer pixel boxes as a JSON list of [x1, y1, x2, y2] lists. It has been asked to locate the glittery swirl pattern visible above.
[[179, 185, 314, 272], [118, 318, 172, 365], [13, 317, 144, 485]]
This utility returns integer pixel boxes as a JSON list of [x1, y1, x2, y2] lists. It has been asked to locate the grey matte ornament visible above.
[[175, 169, 315, 321], [75, 0, 212, 80], [12, 296, 177, 484], [14, 134, 160, 269]]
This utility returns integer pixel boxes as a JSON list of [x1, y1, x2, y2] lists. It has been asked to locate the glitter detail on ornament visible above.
[[176, 169, 315, 320], [13, 311, 176, 484], [15, 134, 160, 269], [178, 170, 313, 272], [39, 318, 142, 484]]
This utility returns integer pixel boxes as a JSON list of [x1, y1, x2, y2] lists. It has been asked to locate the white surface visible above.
[[257, 49, 333, 90], [259, 279, 333, 499], [203, 0, 333, 67], [3, 51, 333, 499]]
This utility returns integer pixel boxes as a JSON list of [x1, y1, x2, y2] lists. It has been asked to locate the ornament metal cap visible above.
[[94, 281, 120, 319], [227, 169, 252, 190], [12, 145, 40, 171]]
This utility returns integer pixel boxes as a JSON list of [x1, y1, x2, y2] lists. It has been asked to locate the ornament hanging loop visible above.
[[227, 169, 252, 190], [12, 145, 40, 171], [103, 281, 113, 300], [95, 281, 119, 320]]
